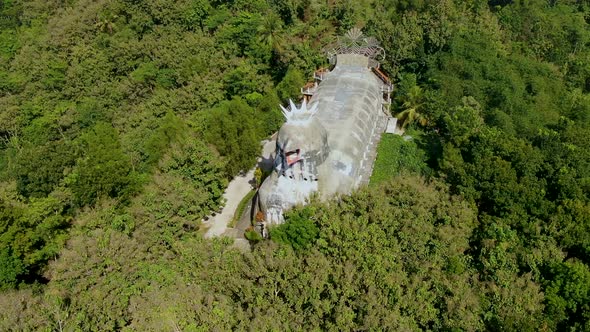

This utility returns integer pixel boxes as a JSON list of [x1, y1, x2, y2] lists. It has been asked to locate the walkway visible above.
[[202, 138, 276, 238], [203, 168, 255, 238]]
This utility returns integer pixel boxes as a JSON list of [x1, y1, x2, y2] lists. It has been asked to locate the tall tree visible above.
[[68, 123, 133, 207]]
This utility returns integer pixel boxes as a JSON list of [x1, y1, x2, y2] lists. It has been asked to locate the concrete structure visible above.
[[258, 29, 393, 226], [386, 117, 398, 134]]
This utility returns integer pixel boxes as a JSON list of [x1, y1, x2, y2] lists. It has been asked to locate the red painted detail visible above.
[[286, 149, 301, 166]]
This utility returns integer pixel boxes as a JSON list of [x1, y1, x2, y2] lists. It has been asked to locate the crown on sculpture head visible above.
[[280, 99, 318, 125], [324, 28, 385, 62]]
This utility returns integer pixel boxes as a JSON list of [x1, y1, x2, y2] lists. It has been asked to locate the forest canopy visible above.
[[0, 0, 589, 330]]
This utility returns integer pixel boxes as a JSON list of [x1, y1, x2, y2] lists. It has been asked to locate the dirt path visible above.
[[203, 139, 276, 238]]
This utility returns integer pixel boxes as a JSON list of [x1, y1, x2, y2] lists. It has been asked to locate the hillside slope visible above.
[[0, 0, 589, 330]]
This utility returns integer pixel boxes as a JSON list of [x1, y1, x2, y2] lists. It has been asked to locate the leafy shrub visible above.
[[270, 207, 318, 252], [244, 226, 263, 242], [370, 133, 428, 185]]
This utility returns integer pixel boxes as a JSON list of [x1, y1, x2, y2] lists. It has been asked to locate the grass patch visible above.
[[370, 133, 429, 186], [230, 189, 256, 228]]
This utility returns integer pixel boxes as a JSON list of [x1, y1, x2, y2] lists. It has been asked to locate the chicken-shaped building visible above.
[[258, 29, 393, 225]]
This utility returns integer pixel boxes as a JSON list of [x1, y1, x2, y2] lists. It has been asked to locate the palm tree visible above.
[[258, 12, 285, 55], [95, 14, 118, 35], [396, 84, 428, 130]]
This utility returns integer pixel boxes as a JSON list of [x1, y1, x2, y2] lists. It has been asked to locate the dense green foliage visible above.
[[370, 133, 430, 185], [1, 0, 590, 330], [270, 206, 319, 251]]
